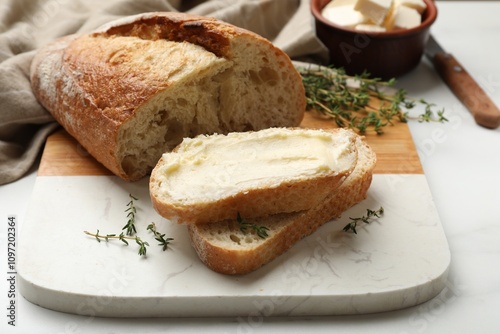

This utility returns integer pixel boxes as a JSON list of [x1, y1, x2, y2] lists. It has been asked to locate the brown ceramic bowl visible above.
[[311, 0, 437, 79]]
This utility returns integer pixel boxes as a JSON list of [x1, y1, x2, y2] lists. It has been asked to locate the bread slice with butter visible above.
[[150, 127, 359, 224], [187, 135, 376, 275]]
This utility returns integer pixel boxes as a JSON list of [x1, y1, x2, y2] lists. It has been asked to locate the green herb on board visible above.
[[84, 230, 149, 256], [122, 194, 139, 236], [298, 66, 447, 134], [84, 194, 173, 257], [147, 223, 174, 251], [343, 207, 385, 234]]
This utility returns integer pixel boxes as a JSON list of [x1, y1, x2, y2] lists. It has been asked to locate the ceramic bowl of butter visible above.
[[311, 0, 437, 79]]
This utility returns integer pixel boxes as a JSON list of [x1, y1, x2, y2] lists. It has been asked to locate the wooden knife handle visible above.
[[433, 52, 500, 129]]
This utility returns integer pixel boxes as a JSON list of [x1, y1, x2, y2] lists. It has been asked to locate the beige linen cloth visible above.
[[0, 0, 327, 184]]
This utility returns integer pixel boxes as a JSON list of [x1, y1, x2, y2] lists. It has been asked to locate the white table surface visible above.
[[1, 1, 500, 333]]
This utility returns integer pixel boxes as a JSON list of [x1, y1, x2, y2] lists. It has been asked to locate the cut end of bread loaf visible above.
[[150, 127, 359, 224], [30, 12, 305, 181], [187, 135, 377, 275]]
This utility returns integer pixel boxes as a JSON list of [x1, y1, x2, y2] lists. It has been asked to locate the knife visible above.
[[424, 34, 500, 129]]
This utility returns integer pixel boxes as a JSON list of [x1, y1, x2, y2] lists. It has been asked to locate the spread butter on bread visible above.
[[150, 127, 358, 224], [30, 12, 306, 181]]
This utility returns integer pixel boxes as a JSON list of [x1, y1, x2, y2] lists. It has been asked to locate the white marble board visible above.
[[17, 173, 450, 317]]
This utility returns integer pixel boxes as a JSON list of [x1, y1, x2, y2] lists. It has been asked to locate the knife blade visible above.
[[424, 34, 500, 129]]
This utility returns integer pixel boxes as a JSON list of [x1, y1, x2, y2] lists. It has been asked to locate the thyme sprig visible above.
[[237, 212, 270, 239], [122, 194, 139, 236], [298, 66, 447, 134], [343, 207, 384, 234], [84, 229, 149, 256], [147, 223, 174, 251], [84, 194, 174, 257]]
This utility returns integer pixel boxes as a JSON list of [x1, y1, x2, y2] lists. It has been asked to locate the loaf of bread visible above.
[[187, 134, 376, 275], [150, 127, 358, 224], [30, 12, 306, 181]]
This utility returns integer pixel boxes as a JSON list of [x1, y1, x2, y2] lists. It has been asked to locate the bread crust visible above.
[[94, 12, 236, 58], [30, 34, 126, 178], [187, 136, 376, 275], [30, 12, 305, 181]]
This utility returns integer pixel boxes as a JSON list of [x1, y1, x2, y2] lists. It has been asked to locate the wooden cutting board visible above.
[[18, 112, 450, 318], [38, 112, 423, 176]]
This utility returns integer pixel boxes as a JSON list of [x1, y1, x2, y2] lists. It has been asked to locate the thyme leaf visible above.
[[84, 194, 174, 257], [122, 194, 138, 236], [147, 223, 174, 251], [237, 212, 270, 239], [343, 207, 384, 234], [298, 66, 447, 134], [84, 230, 150, 256]]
